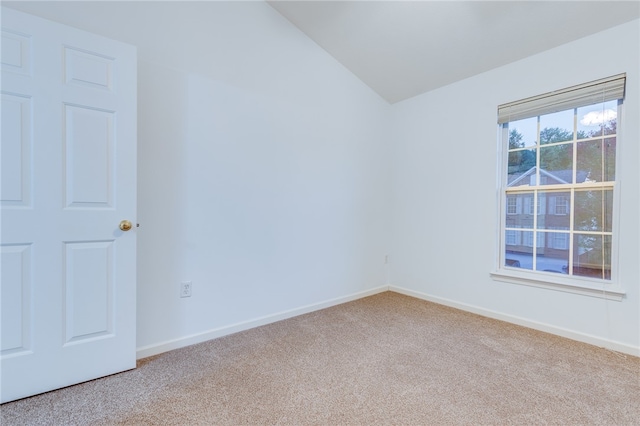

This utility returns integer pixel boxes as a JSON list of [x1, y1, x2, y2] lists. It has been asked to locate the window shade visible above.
[[498, 73, 626, 124]]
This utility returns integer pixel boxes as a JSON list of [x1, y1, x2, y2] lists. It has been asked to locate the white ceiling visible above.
[[4, 1, 639, 104], [268, 1, 640, 103]]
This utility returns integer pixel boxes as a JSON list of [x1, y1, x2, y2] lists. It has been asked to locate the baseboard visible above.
[[136, 285, 390, 360], [389, 285, 640, 358]]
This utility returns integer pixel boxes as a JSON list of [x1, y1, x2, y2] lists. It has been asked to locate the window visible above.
[[550, 229, 569, 250], [493, 74, 626, 300], [524, 196, 534, 215], [536, 231, 546, 249], [537, 195, 545, 215], [523, 230, 545, 248], [553, 196, 569, 215], [523, 231, 533, 248], [506, 197, 517, 215], [553, 233, 569, 250]]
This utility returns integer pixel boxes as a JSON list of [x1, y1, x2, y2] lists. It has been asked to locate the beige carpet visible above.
[[2, 291, 639, 425]]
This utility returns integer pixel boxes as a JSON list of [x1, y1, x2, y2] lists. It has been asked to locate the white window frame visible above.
[[491, 75, 626, 301]]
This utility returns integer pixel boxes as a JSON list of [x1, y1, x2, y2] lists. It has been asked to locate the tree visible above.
[[508, 129, 535, 174], [540, 144, 571, 172], [539, 127, 572, 144], [576, 118, 617, 182], [509, 129, 524, 149], [588, 119, 616, 138], [537, 127, 571, 172]]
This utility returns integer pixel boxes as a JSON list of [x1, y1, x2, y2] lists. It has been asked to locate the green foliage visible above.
[[539, 127, 572, 144], [507, 129, 534, 173], [508, 149, 535, 174], [509, 129, 524, 149], [540, 143, 572, 172]]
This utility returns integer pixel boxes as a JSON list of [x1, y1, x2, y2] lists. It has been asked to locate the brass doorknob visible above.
[[119, 220, 133, 231]]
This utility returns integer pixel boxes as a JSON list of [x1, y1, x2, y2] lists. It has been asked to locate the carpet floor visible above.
[[1, 291, 639, 425]]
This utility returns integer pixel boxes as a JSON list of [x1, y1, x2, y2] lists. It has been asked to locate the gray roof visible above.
[[508, 167, 589, 187]]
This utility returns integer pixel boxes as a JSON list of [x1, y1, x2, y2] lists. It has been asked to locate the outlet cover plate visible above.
[[180, 281, 192, 298]]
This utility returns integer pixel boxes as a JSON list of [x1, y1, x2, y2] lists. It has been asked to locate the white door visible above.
[[1, 8, 137, 403]]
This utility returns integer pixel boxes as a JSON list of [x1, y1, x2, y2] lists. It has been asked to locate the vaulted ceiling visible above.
[[4, 1, 639, 104], [269, 1, 640, 103]]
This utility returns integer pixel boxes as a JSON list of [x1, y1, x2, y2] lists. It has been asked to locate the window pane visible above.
[[505, 230, 533, 270], [536, 232, 569, 274], [577, 100, 617, 139], [508, 117, 537, 148], [537, 191, 570, 229], [573, 234, 611, 280], [539, 144, 573, 184], [505, 193, 534, 229], [508, 149, 536, 185], [576, 137, 616, 183], [539, 109, 574, 144], [574, 189, 613, 232]]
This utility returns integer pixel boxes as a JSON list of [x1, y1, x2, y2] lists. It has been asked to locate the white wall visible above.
[[7, 1, 392, 354], [133, 2, 393, 352], [390, 20, 640, 354]]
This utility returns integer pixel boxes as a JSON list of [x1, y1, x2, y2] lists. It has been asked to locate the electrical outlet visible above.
[[180, 281, 192, 298]]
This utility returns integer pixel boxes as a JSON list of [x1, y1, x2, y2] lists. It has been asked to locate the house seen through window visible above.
[[498, 74, 625, 285]]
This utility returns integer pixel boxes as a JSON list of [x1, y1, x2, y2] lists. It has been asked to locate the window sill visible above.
[[490, 270, 626, 301]]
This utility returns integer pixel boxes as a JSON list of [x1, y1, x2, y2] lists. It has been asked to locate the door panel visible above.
[[1, 29, 31, 75], [0, 7, 137, 403], [0, 244, 32, 355], [64, 104, 115, 207], [0, 93, 31, 207], [64, 46, 114, 91], [64, 240, 114, 343]]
